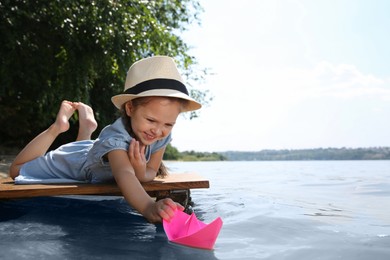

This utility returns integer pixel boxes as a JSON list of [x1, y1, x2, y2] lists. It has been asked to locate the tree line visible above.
[[163, 146, 390, 161], [163, 144, 227, 161], [220, 147, 390, 161]]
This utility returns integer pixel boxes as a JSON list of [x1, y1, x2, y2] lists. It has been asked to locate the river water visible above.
[[1, 160, 389, 259]]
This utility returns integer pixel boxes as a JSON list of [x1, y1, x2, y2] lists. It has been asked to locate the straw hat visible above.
[[111, 56, 202, 112]]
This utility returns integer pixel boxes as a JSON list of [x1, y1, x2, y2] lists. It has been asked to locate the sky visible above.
[[171, 0, 390, 152]]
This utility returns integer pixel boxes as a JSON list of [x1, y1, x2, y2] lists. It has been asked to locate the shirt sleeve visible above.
[[88, 118, 131, 165], [100, 137, 129, 154]]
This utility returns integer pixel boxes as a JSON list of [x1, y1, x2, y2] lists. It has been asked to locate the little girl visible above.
[[9, 56, 202, 223]]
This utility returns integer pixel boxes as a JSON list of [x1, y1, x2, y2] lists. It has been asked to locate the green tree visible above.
[[0, 0, 210, 148], [163, 143, 181, 160]]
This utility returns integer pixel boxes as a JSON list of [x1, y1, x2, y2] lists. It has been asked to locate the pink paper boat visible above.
[[163, 210, 223, 250]]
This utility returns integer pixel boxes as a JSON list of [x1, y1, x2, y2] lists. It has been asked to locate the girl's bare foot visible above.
[[53, 100, 77, 134], [75, 102, 98, 140], [9, 100, 76, 179]]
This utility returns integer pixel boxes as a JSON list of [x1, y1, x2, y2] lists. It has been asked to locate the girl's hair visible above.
[[120, 96, 187, 178], [130, 96, 189, 112]]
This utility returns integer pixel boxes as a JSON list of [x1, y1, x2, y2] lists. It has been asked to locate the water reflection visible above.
[[0, 196, 218, 260]]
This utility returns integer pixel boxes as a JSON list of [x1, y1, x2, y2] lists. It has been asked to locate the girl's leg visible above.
[[9, 101, 76, 179], [74, 102, 97, 141]]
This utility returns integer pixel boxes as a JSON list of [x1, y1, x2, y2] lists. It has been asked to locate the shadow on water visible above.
[[0, 196, 219, 260]]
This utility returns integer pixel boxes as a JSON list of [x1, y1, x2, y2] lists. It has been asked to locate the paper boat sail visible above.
[[163, 210, 223, 250]]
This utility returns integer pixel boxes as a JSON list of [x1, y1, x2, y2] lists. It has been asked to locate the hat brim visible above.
[[111, 89, 202, 112]]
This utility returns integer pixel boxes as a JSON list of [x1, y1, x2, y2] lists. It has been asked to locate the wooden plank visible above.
[[0, 173, 209, 199]]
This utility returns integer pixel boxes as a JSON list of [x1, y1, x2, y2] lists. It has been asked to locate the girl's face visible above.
[[125, 97, 182, 145]]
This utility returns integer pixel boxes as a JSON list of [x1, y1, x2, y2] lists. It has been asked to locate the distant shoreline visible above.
[[220, 147, 390, 161], [1, 147, 389, 178]]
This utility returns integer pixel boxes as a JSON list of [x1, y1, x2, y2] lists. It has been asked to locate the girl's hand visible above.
[[128, 139, 147, 177], [144, 198, 185, 223]]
